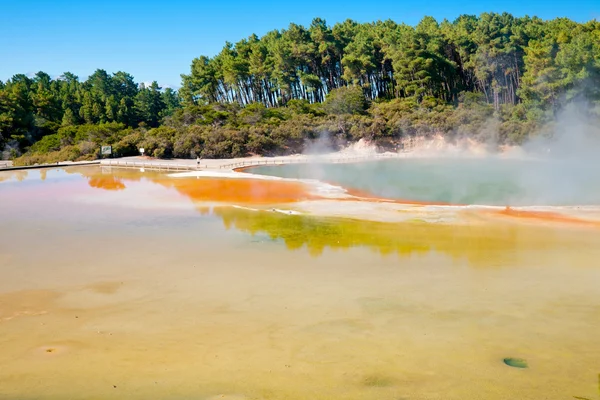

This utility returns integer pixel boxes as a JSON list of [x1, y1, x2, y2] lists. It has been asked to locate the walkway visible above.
[[1, 152, 405, 172], [100, 152, 402, 171]]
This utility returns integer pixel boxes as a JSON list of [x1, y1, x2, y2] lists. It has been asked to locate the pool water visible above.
[[250, 157, 600, 206], [1, 166, 600, 400]]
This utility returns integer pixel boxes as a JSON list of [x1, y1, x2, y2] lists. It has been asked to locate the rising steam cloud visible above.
[[292, 102, 600, 207]]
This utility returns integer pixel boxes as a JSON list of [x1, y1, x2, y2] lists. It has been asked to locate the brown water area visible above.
[[1, 166, 600, 400]]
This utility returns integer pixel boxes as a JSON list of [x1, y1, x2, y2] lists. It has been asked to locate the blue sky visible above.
[[0, 0, 598, 89]]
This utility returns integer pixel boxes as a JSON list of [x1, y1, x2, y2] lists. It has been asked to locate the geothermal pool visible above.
[[250, 157, 600, 206], [1, 165, 600, 400]]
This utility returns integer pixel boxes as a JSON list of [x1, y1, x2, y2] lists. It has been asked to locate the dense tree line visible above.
[[2, 13, 599, 164], [0, 70, 179, 156], [182, 14, 600, 110]]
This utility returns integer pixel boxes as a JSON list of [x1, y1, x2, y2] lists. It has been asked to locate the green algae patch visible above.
[[503, 358, 528, 368]]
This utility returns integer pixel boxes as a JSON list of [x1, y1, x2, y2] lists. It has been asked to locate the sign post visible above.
[[101, 145, 112, 157], [139, 148, 145, 157]]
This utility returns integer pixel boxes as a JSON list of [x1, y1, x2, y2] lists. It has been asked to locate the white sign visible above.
[[101, 145, 112, 155], [139, 148, 145, 155]]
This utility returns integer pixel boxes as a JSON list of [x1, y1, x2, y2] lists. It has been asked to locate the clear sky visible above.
[[0, 0, 598, 89]]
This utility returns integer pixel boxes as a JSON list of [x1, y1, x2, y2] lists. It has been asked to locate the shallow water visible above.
[[250, 157, 600, 206], [1, 166, 600, 400]]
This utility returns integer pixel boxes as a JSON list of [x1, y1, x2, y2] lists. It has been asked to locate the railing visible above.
[[101, 160, 199, 171], [2, 152, 410, 172], [219, 152, 402, 170]]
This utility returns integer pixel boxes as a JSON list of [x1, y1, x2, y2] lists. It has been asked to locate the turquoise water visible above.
[[250, 157, 600, 206]]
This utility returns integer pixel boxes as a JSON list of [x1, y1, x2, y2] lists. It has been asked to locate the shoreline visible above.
[[7, 150, 600, 228], [5, 136, 543, 173], [168, 166, 600, 228], [0, 160, 100, 171]]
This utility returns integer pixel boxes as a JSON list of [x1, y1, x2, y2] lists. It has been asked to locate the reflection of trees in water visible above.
[[71, 166, 313, 203], [158, 177, 314, 204], [0, 170, 29, 182], [68, 167, 597, 267], [88, 176, 126, 191], [211, 206, 538, 266], [66, 167, 146, 191]]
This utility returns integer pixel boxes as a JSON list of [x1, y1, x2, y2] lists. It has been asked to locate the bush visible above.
[[78, 141, 98, 158], [246, 127, 275, 155], [323, 86, 368, 115], [172, 127, 204, 158], [112, 132, 143, 157], [29, 134, 61, 153], [14, 87, 558, 162], [74, 122, 127, 144]]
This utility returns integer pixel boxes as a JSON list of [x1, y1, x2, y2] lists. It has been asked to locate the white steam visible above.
[[289, 102, 600, 206]]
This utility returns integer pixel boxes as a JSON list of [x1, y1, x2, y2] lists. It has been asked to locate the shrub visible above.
[[29, 134, 61, 153], [323, 86, 368, 115]]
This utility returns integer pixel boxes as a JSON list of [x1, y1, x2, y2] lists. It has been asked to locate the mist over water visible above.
[[254, 104, 600, 207], [253, 158, 599, 206]]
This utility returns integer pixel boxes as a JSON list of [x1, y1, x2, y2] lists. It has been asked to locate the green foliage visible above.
[[5, 13, 600, 164], [286, 99, 317, 115], [239, 102, 285, 125], [0, 70, 181, 155], [29, 134, 61, 153], [324, 86, 367, 115]]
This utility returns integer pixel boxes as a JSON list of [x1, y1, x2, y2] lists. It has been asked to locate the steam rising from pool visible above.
[[250, 157, 600, 206], [253, 104, 600, 207]]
